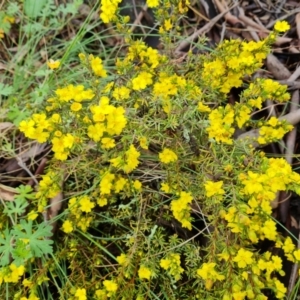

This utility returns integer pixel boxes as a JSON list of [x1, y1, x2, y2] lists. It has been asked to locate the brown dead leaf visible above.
[[266, 54, 291, 80], [0, 62, 7, 71], [0, 122, 14, 132], [0, 184, 18, 201], [291, 216, 299, 229]]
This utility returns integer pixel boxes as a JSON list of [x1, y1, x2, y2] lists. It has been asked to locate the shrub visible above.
[[1, 1, 299, 299]]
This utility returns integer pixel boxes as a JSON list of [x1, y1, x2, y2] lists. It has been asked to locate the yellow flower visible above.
[[116, 253, 127, 265], [47, 59, 60, 69], [79, 195, 95, 213], [163, 19, 172, 31], [138, 265, 152, 280], [112, 86, 131, 100], [103, 280, 118, 292], [159, 148, 178, 164], [139, 136, 148, 149], [274, 279, 287, 299], [233, 248, 253, 268], [282, 237, 295, 253], [123, 145, 140, 173], [197, 262, 225, 283], [101, 137, 116, 149], [147, 0, 159, 8], [198, 102, 211, 113], [89, 55, 107, 77], [75, 288, 87, 300], [274, 20, 290, 32], [204, 181, 225, 197], [62, 133, 75, 149], [132, 72, 153, 90], [161, 182, 170, 193], [22, 278, 33, 288], [97, 197, 108, 207], [62, 220, 74, 233], [160, 258, 171, 269], [27, 210, 38, 221], [133, 180, 142, 190], [71, 102, 82, 112]]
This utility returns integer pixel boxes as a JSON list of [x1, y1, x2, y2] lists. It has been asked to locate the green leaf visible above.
[[7, 2, 19, 15], [7, 105, 30, 125], [12, 240, 32, 266], [15, 185, 35, 201], [3, 197, 28, 217], [23, 0, 47, 18], [0, 12, 12, 33], [0, 83, 13, 96], [12, 220, 53, 258], [0, 227, 14, 266]]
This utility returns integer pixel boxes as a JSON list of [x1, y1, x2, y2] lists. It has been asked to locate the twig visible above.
[[266, 54, 291, 80], [175, 3, 238, 53], [130, 3, 148, 33], [16, 157, 39, 185], [27, 158, 48, 187], [213, 0, 242, 26], [288, 219, 300, 297], [278, 80, 300, 90], [288, 66, 300, 82], [220, 21, 226, 43], [237, 6, 269, 33], [266, 7, 300, 29]]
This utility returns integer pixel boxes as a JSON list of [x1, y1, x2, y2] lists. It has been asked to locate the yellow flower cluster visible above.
[[63, 195, 95, 233], [132, 71, 153, 91], [160, 253, 184, 281], [207, 104, 235, 144], [197, 262, 225, 290], [216, 157, 300, 298], [100, 0, 122, 23], [54, 84, 95, 103], [258, 117, 293, 144], [205, 76, 291, 145], [170, 191, 193, 230], [98, 170, 141, 210], [89, 96, 127, 144], [110, 144, 141, 173], [244, 78, 290, 103], [153, 72, 186, 100], [201, 39, 270, 94], [89, 54, 107, 77], [19, 113, 50, 143], [51, 132, 75, 160], [0, 264, 25, 284], [117, 40, 163, 72], [95, 280, 118, 298], [116, 39, 201, 115], [221, 158, 300, 241], [35, 171, 61, 213], [79, 53, 107, 77]]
